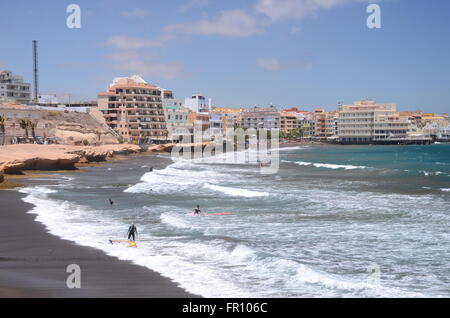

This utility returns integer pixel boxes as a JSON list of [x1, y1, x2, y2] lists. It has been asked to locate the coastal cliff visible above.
[[0, 142, 204, 185], [0, 144, 142, 175]]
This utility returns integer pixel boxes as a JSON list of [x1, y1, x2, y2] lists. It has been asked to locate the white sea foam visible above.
[[421, 170, 448, 177], [18, 144, 448, 298], [276, 146, 303, 152], [293, 161, 312, 166], [160, 212, 192, 229], [441, 188, 450, 192], [125, 161, 223, 194], [313, 163, 367, 170], [19, 186, 251, 297], [204, 184, 269, 198], [19, 184, 435, 298], [290, 161, 367, 170]]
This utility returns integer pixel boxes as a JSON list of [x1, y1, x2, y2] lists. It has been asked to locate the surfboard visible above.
[[190, 213, 234, 216], [109, 239, 138, 248]]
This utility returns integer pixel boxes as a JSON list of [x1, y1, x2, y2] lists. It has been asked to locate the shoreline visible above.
[[0, 143, 174, 189], [0, 189, 199, 298]]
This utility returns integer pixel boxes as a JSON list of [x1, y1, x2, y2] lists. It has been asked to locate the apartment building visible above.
[[312, 109, 338, 139], [161, 89, 193, 142], [188, 112, 210, 132], [337, 100, 409, 143], [282, 108, 314, 138], [242, 106, 280, 130], [97, 75, 168, 143], [211, 107, 243, 136], [280, 112, 298, 134], [209, 113, 224, 138], [185, 94, 212, 113], [0, 70, 31, 104]]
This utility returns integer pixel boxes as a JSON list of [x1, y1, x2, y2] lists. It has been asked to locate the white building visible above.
[[337, 100, 410, 143], [38, 93, 60, 105], [209, 113, 224, 138], [184, 94, 212, 114], [0, 70, 31, 104], [242, 106, 280, 130]]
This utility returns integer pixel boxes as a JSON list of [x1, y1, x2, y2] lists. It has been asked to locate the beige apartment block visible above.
[[312, 109, 338, 140], [98, 76, 168, 143], [280, 112, 298, 134], [337, 100, 409, 143]]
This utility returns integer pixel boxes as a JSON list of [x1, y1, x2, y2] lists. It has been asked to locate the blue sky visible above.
[[0, 0, 449, 113]]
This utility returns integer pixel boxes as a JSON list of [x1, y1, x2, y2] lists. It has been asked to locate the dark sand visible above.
[[0, 190, 199, 298]]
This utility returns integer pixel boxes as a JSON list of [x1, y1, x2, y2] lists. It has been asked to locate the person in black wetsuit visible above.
[[109, 199, 114, 206], [127, 223, 138, 241], [193, 205, 202, 215]]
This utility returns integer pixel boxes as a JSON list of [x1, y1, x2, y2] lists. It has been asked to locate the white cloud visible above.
[[107, 52, 182, 79], [255, 0, 371, 22], [105, 35, 169, 50], [165, 10, 263, 37], [113, 60, 183, 80], [178, 0, 210, 13], [290, 26, 302, 34], [122, 8, 149, 18], [107, 52, 140, 61], [289, 60, 314, 71], [257, 57, 314, 71], [257, 58, 282, 71]]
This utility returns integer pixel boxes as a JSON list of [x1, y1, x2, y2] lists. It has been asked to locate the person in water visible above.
[[109, 199, 114, 206], [193, 205, 202, 215], [127, 223, 138, 241], [149, 167, 153, 172]]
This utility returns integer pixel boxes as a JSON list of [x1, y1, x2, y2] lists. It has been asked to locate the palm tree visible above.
[[0, 115, 5, 145], [29, 120, 38, 141], [19, 119, 30, 140], [163, 130, 169, 143]]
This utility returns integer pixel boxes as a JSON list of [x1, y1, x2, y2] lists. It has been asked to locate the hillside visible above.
[[0, 102, 118, 145]]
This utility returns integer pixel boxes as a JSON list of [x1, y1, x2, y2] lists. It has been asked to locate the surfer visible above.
[[149, 166, 153, 172], [127, 223, 138, 241], [193, 205, 202, 215], [109, 199, 114, 206]]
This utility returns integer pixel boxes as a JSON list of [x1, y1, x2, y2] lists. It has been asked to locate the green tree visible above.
[[29, 120, 38, 141], [19, 119, 30, 140], [0, 115, 5, 145], [95, 130, 102, 144], [163, 130, 169, 142]]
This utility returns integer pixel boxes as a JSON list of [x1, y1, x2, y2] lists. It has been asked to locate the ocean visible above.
[[19, 144, 450, 297]]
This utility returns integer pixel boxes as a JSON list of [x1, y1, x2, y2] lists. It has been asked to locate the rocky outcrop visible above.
[[147, 144, 175, 153], [0, 154, 81, 174], [0, 173, 4, 183], [0, 144, 143, 175]]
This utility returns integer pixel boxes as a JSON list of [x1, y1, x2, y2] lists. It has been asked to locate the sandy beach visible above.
[[0, 189, 198, 298]]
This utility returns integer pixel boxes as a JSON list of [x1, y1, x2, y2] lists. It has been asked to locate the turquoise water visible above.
[[20, 144, 450, 297]]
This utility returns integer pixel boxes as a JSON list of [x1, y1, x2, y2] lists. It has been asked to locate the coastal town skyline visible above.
[[1, 0, 450, 113]]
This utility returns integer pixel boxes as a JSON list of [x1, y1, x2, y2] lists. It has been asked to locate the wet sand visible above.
[[0, 190, 199, 298]]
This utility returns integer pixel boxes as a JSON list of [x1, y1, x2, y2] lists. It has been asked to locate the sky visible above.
[[0, 0, 449, 113]]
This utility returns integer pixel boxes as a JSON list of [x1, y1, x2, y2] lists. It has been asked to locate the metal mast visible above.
[[32, 40, 39, 104]]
